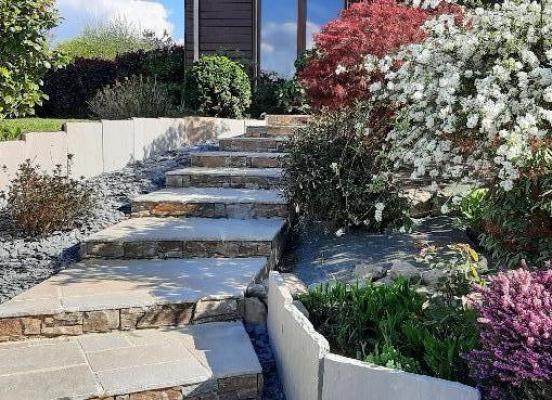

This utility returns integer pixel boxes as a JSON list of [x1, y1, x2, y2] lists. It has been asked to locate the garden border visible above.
[[267, 271, 481, 400], [0, 117, 265, 191]]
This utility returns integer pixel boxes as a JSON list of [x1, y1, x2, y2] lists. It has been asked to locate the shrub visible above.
[[465, 265, 552, 400], [301, 279, 478, 383], [250, 71, 309, 118], [0, 126, 22, 142], [0, 0, 65, 118], [56, 19, 154, 62], [297, 0, 432, 110], [0, 161, 94, 235], [185, 55, 251, 118], [283, 103, 410, 230], [382, 0, 552, 268], [88, 76, 184, 119]]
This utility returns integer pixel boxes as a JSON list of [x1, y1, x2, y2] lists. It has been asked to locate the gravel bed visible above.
[[0, 146, 202, 304], [245, 323, 287, 400]]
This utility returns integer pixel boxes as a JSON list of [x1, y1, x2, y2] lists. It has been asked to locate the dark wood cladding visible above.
[[185, 0, 260, 76]]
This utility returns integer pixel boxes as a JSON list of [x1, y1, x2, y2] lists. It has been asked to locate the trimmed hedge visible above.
[[37, 46, 185, 118]]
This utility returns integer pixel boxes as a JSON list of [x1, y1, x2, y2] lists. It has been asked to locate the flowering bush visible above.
[[283, 103, 410, 230], [297, 0, 430, 109], [466, 265, 552, 400], [381, 0, 552, 267]]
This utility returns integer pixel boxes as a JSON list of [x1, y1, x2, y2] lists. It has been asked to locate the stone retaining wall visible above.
[[267, 272, 481, 400], [0, 117, 265, 192]]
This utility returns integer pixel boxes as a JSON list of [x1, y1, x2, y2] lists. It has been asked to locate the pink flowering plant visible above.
[[465, 263, 552, 399]]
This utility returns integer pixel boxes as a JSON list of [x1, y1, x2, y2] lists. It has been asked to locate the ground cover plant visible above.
[[300, 279, 478, 384], [0, 118, 84, 142], [1, 161, 95, 236], [0, 0, 65, 118], [283, 103, 410, 231], [185, 55, 251, 118]]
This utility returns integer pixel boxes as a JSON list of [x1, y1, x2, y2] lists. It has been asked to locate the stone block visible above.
[[128, 387, 183, 400], [23, 131, 68, 175], [0, 318, 23, 340], [83, 310, 120, 333], [66, 121, 103, 178], [0, 140, 25, 193], [243, 298, 267, 325], [21, 317, 41, 335], [102, 120, 135, 172], [193, 299, 239, 323]]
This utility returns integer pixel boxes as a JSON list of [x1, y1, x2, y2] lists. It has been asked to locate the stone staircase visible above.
[[0, 115, 309, 400]]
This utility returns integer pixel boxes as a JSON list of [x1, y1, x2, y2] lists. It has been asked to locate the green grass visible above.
[[0, 118, 87, 142]]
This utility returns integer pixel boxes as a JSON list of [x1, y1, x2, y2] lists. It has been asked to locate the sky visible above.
[[53, 0, 343, 76]]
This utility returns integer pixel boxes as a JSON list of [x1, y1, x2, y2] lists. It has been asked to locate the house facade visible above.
[[184, 0, 358, 75]]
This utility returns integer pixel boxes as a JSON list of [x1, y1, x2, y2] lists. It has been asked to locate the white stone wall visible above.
[[268, 272, 481, 400], [267, 272, 330, 400], [0, 117, 264, 191]]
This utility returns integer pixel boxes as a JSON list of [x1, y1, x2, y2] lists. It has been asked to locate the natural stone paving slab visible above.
[[79, 218, 288, 273], [245, 126, 299, 138], [191, 151, 286, 168], [166, 167, 283, 190], [0, 258, 267, 341], [265, 114, 311, 126], [132, 187, 288, 219], [219, 137, 289, 153], [0, 321, 262, 400]]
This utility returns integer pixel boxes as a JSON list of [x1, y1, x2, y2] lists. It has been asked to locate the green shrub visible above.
[[0, 0, 65, 118], [88, 76, 185, 119], [300, 279, 478, 384], [1, 161, 95, 235], [56, 20, 153, 62], [185, 55, 251, 118], [283, 103, 410, 230], [250, 72, 309, 118], [0, 125, 22, 142]]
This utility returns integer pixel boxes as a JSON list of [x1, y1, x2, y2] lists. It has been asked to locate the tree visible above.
[[0, 0, 65, 118], [56, 19, 162, 62]]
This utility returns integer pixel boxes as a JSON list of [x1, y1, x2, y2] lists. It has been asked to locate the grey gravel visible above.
[[0, 146, 206, 303]]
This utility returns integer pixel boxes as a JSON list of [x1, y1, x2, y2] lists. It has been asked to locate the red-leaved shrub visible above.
[[298, 0, 459, 110], [466, 264, 552, 399]]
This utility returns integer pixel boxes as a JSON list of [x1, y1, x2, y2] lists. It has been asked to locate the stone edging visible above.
[[267, 272, 481, 400]]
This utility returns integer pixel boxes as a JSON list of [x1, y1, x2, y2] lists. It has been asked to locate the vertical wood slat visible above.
[[297, 0, 307, 58]]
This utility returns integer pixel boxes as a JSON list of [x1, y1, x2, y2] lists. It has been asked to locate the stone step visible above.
[[219, 137, 290, 153], [132, 187, 288, 219], [0, 258, 266, 341], [191, 151, 286, 168], [0, 321, 262, 400], [80, 217, 287, 264], [245, 125, 299, 138], [166, 167, 283, 190], [266, 114, 311, 126]]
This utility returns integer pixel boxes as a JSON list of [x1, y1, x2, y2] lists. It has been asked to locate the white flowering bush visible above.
[[378, 0, 552, 267]]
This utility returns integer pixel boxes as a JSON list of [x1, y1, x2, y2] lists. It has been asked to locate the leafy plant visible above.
[[250, 71, 309, 118], [283, 102, 410, 230], [185, 55, 251, 118], [0, 125, 22, 142], [300, 279, 478, 384], [56, 19, 154, 61], [0, 0, 66, 118], [0, 160, 95, 235], [88, 76, 185, 119], [465, 265, 552, 400]]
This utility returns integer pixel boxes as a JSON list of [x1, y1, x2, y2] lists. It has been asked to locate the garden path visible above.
[[0, 115, 307, 400]]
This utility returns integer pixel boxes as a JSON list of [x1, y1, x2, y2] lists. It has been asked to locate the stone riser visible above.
[[265, 114, 311, 126], [244, 126, 296, 138], [89, 374, 262, 400], [191, 154, 285, 169], [0, 299, 250, 343], [219, 139, 289, 153], [166, 174, 281, 190], [132, 201, 289, 219]]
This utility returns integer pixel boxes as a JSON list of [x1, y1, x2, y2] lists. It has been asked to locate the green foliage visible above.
[[250, 72, 309, 118], [0, 161, 95, 236], [0, 0, 65, 118], [0, 125, 22, 141], [88, 76, 186, 119], [56, 19, 154, 61], [185, 55, 251, 118], [283, 103, 410, 230], [457, 188, 489, 227], [300, 280, 478, 384]]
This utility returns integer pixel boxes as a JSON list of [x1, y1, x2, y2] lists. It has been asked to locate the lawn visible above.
[[0, 118, 87, 142]]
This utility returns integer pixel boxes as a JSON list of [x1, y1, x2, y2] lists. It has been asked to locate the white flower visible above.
[[374, 202, 385, 223], [335, 228, 346, 237], [466, 114, 479, 129], [335, 65, 347, 75], [499, 179, 514, 191], [440, 204, 450, 215]]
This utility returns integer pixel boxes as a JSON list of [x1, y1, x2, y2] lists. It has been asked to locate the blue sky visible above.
[[54, 0, 342, 75]]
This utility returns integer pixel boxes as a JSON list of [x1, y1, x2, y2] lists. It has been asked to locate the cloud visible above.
[[261, 20, 319, 77], [54, 0, 173, 41]]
